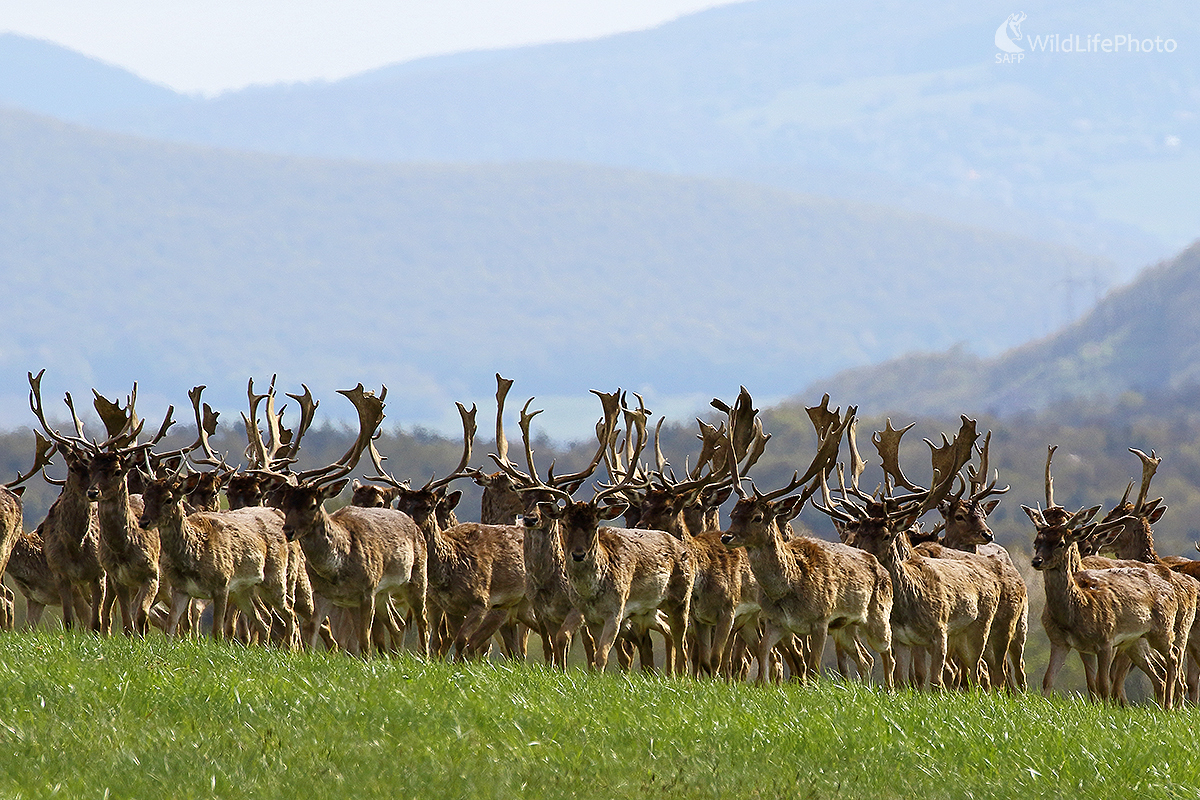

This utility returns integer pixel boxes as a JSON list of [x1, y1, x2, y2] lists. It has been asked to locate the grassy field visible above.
[[0, 634, 1195, 799]]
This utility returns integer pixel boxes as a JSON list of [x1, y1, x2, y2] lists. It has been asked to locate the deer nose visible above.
[[571, 550, 585, 562], [86, 488, 100, 500], [1031, 556, 1043, 569], [138, 516, 152, 530], [720, 534, 734, 546]]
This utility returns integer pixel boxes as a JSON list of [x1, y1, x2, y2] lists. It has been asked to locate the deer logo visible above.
[[995, 12, 1027, 53]]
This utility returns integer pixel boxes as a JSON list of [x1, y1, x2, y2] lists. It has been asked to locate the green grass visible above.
[[0, 633, 1195, 799]]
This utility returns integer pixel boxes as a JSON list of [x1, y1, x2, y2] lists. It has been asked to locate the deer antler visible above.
[[873, 419, 921, 493], [422, 402, 478, 491], [5, 432, 56, 488], [28, 370, 95, 455], [1129, 447, 1161, 513], [295, 384, 387, 486]]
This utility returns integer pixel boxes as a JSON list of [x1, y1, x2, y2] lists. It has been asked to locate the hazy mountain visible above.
[[0, 33, 186, 119], [802, 241, 1200, 417], [30, 0, 1188, 269], [0, 106, 1117, 434]]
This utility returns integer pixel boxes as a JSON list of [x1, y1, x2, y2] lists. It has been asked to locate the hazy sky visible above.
[[1, 1, 742, 95]]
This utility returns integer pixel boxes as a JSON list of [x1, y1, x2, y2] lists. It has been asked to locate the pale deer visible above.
[[722, 396, 893, 685], [917, 432, 1029, 691], [138, 473, 297, 645], [820, 416, 1003, 690], [273, 384, 428, 656], [1077, 448, 1200, 705], [1027, 446, 1181, 707]]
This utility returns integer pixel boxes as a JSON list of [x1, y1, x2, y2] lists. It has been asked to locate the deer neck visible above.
[[55, 475, 97, 543], [940, 524, 980, 554], [297, 506, 353, 573], [1041, 542, 1089, 628], [523, 520, 568, 587], [156, 499, 199, 559], [419, 517, 456, 587], [96, 479, 136, 543], [741, 523, 800, 601], [871, 530, 923, 603], [1112, 518, 1159, 563]]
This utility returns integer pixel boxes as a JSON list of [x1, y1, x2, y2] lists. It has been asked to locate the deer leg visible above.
[[165, 590, 191, 637], [467, 607, 511, 658], [709, 610, 735, 680], [24, 600, 45, 630], [57, 578, 77, 630], [209, 588, 230, 642], [592, 616, 622, 672], [755, 624, 785, 685]]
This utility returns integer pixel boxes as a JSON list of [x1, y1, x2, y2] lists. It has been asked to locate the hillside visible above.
[[32, 0, 1193, 266], [803, 241, 1200, 418], [0, 33, 185, 118], [0, 106, 1117, 434]]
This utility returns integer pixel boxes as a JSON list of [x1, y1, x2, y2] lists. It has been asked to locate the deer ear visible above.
[[351, 479, 363, 491], [444, 490, 463, 511], [598, 501, 627, 521], [776, 495, 805, 521], [709, 486, 733, 507], [1148, 505, 1167, 525], [321, 479, 349, 500], [983, 499, 1001, 516], [9, 486, 25, 498], [937, 500, 951, 516]]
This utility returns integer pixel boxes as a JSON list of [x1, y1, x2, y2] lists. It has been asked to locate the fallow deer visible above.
[[916, 433, 1029, 691], [138, 470, 297, 645], [273, 385, 428, 656], [545, 395, 698, 673], [363, 400, 539, 661], [819, 416, 1002, 690], [1027, 446, 1181, 707], [1077, 448, 1200, 704], [722, 396, 893, 685]]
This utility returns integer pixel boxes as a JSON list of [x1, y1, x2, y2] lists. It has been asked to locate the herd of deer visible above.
[[0, 370, 1198, 709]]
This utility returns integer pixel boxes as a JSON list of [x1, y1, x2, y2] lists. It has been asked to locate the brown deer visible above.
[[819, 416, 1003, 690], [5, 524, 60, 629], [1027, 446, 1180, 707], [917, 433, 1029, 691], [30, 373, 175, 635], [467, 375, 527, 527], [527, 393, 695, 674], [16, 387, 105, 633], [273, 384, 428, 656], [634, 391, 768, 678], [1077, 448, 1200, 704], [722, 396, 893, 685], [362, 401, 539, 661], [137, 470, 297, 645], [484, 388, 628, 668]]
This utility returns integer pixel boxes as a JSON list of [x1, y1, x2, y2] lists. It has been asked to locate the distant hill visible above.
[[32, 0, 1190, 267], [801, 241, 1200, 417], [0, 107, 1116, 433], [0, 33, 185, 118]]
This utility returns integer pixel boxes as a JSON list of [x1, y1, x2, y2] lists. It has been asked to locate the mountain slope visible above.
[[50, 0, 1197, 264], [0, 106, 1115, 431], [803, 242, 1200, 416], [0, 33, 185, 119]]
